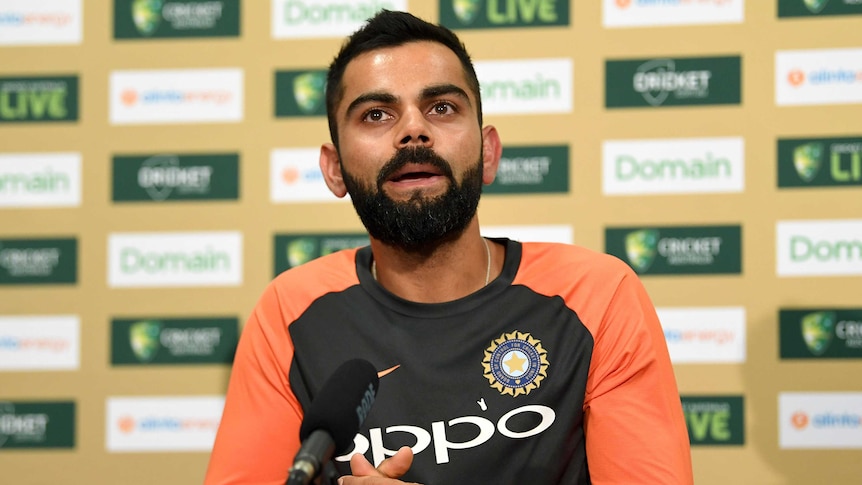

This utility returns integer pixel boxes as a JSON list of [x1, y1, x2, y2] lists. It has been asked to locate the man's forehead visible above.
[[339, 41, 472, 102]]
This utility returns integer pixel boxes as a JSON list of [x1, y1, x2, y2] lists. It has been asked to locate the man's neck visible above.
[[368, 224, 500, 303]]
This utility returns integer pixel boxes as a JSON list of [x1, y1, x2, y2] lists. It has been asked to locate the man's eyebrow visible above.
[[344, 92, 397, 119], [420, 84, 472, 106]]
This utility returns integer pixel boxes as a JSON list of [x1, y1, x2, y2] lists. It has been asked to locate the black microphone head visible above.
[[299, 358, 379, 454]]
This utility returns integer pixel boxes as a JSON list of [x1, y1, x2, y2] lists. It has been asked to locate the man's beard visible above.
[[340, 146, 483, 253]]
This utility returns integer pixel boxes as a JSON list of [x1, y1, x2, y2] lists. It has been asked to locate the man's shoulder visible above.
[[270, 247, 361, 295], [519, 241, 630, 273]]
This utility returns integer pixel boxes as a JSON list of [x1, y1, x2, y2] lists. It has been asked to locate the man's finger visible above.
[[376, 446, 414, 478], [349, 452, 382, 477]]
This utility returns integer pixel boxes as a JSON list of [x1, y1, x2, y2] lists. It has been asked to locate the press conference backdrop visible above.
[[1, 1, 860, 484]]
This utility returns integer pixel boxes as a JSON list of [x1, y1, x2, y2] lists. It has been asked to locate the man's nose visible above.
[[395, 107, 432, 147]]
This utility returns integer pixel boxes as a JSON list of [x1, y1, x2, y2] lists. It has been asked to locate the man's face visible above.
[[332, 41, 486, 251]]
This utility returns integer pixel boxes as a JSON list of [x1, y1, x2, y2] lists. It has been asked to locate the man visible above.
[[205, 10, 692, 485]]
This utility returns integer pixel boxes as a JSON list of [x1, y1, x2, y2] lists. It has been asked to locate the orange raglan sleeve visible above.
[[583, 263, 693, 484], [203, 280, 303, 485]]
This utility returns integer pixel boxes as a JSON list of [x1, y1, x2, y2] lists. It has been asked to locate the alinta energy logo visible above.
[[0, 0, 82, 46], [791, 411, 809, 430], [115, 414, 220, 434], [440, 0, 569, 30], [0, 9, 74, 29], [119, 87, 233, 108], [789, 410, 861, 430], [785, 67, 862, 89]]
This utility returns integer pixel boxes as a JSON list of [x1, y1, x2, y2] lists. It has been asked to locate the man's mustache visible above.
[[376, 146, 455, 187]]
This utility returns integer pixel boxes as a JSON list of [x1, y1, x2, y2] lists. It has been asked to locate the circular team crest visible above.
[[482, 331, 549, 397]]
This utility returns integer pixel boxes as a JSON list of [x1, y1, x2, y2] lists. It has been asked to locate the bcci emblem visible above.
[[482, 331, 549, 397]]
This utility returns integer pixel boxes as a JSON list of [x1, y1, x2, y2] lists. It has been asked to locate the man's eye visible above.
[[431, 102, 455, 115], [363, 109, 391, 122]]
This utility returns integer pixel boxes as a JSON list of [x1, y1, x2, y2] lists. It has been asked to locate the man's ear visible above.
[[319, 142, 348, 198], [481, 125, 502, 185]]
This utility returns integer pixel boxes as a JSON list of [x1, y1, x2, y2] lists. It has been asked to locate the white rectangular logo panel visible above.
[[482, 225, 573, 244], [657, 307, 746, 364], [271, 0, 407, 39], [0, 315, 79, 371], [0, 153, 81, 208], [110, 69, 243, 125], [270, 148, 347, 203], [776, 48, 862, 106], [780, 392, 862, 449], [603, 0, 743, 28], [777, 220, 862, 277], [108, 232, 243, 288], [106, 396, 224, 452], [475, 59, 572, 115], [0, 0, 82, 45], [602, 137, 744, 195]]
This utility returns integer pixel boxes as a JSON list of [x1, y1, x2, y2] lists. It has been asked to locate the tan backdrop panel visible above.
[[1, 1, 860, 484]]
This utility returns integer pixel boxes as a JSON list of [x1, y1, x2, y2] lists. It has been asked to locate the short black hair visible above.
[[325, 10, 482, 150]]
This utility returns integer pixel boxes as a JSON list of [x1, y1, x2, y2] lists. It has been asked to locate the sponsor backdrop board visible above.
[[1, 1, 860, 484]]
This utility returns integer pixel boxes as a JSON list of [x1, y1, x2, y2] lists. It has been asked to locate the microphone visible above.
[[286, 358, 379, 485]]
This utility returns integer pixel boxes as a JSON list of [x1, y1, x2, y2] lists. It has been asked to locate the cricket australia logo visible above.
[[482, 331, 549, 397]]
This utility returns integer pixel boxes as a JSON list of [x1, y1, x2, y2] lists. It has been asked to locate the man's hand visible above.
[[337, 446, 422, 485]]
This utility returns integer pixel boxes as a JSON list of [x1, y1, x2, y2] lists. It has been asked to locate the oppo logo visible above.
[[337, 404, 555, 466]]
